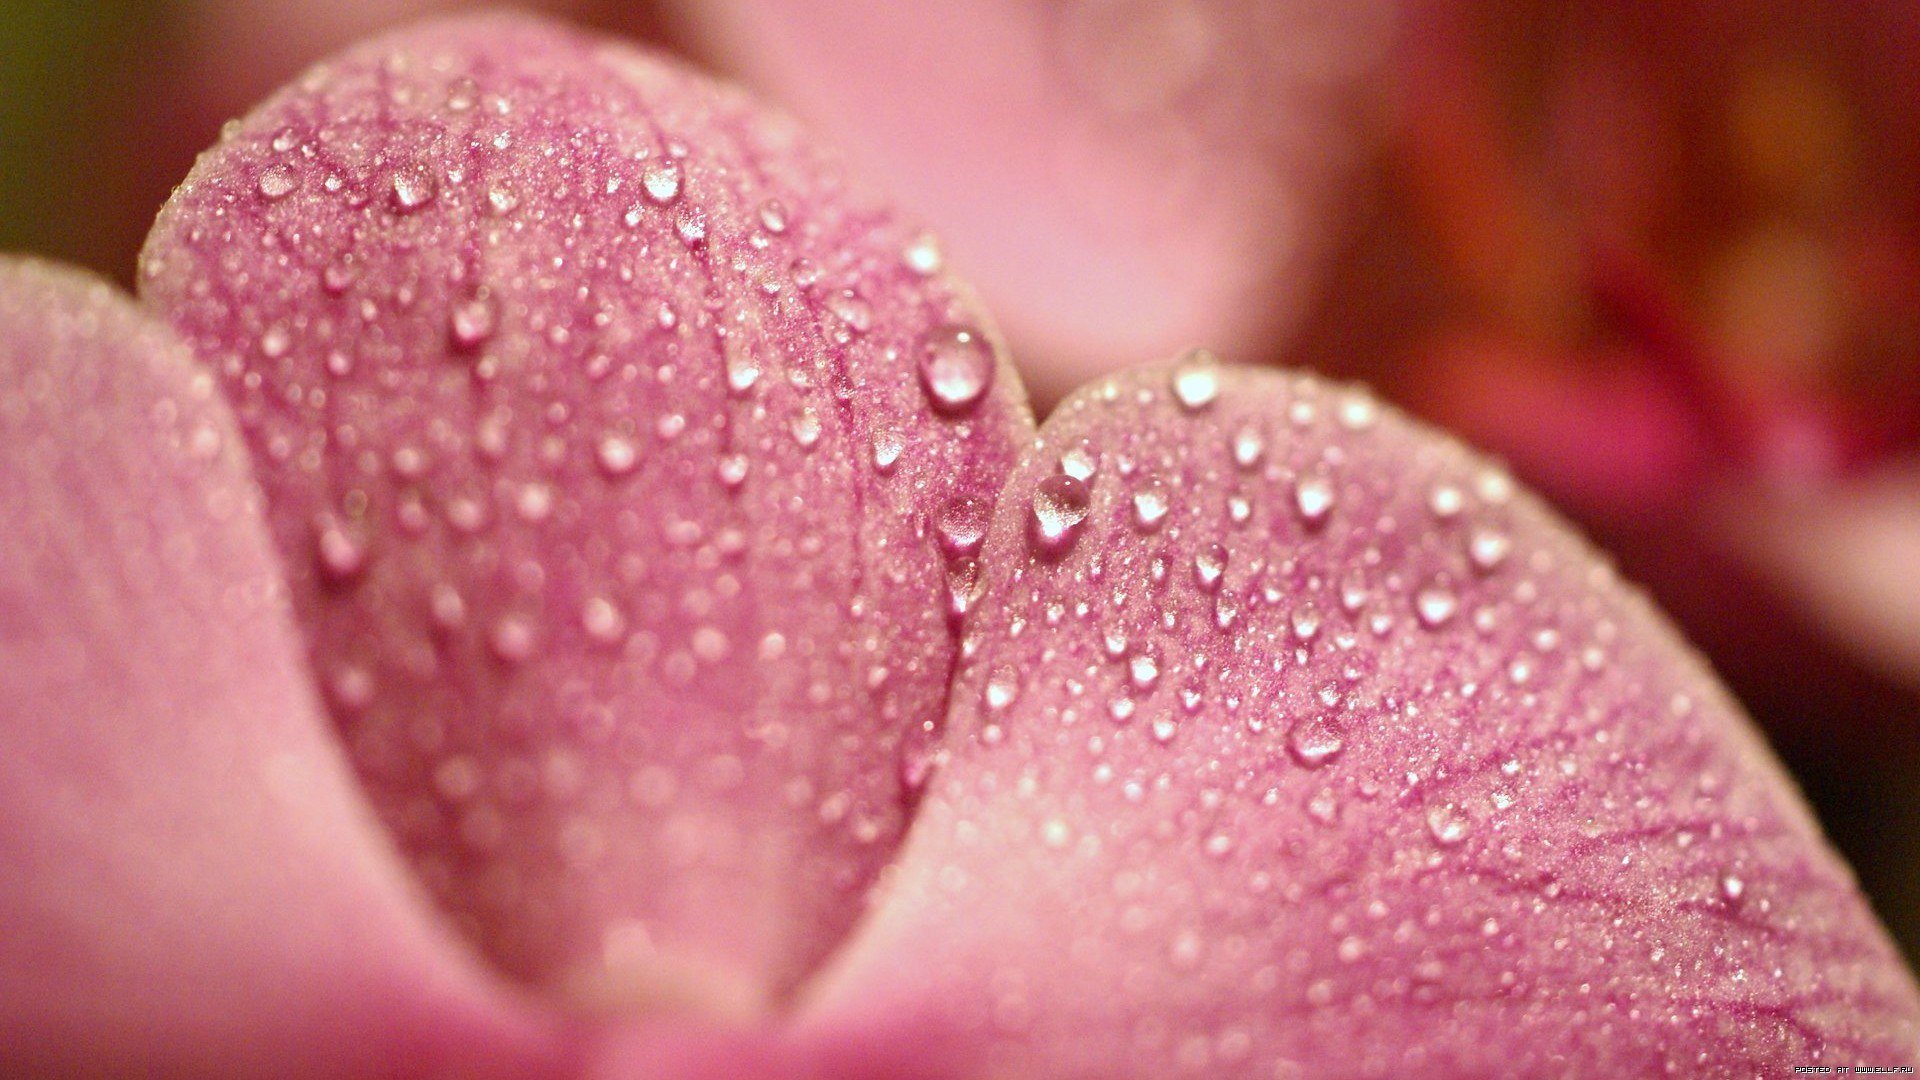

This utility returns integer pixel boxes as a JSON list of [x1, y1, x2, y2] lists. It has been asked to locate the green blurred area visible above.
[[0, 0, 173, 279]]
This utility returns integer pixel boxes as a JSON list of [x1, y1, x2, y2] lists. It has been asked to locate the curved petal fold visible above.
[[0, 259, 567, 1079]]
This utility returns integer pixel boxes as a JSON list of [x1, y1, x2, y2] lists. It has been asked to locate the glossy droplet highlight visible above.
[[919, 324, 995, 414], [1170, 348, 1221, 410], [1030, 474, 1091, 554]]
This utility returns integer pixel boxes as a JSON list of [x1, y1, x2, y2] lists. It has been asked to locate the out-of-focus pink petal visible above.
[[682, 1, 1396, 400], [799, 357, 1920, 1076], [1730, 461, 1920, 687], [140, 14, 1034, 1012], [0, 259, 568, 1079]]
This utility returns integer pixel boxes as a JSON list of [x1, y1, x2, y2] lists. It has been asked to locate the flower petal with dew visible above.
[[798, 358, 1920, 1076], [140, 14, 1033, 1017]]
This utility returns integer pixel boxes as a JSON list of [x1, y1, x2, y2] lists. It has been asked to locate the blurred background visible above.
[[3, 0, 1914, 962]]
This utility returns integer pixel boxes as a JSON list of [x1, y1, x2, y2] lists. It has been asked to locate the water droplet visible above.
[[903, 231, 944, 275], [1468, 526, 1511, 572], [642, 161, 682, 204], [490, 615, 536, 663], [1129, 653, 1160, 690], [674, 207, 708, 244], [919, 324, 995, 414], [1293, 475, 1336, 527], [257, 166, 298, 200], [1151, 718, 1179, 743], [581, 597, 625, 644], [790, 408, 822, 449], [391, 165, 437, 212], [1131, 477, 1171, 530], [1231, 426, 1264, 468], [984, 667, 1019, 711], [1059, 444, 1097, 481], [1030, 474, 1091, 554], [314, 517, 366, 582], [597, 435, 639, 476], [1337, 391, 1378, 430], [937, 495, 991, 556], [449, 295, 497, 350], [864, 433, 905, 481], [758, 199, 788, 233], [1170, 349, 1221, 409], [1193, 543, 1229, 591], [716, 453, 749, 488], [1720, 873, 1746, 903], [1290, 604, 1323, 641], [1428, 484, 1465, 520], [1288, 717, 1344, 767], [1426, 803, 1469, 846], [1414, 583, 1459, 628]]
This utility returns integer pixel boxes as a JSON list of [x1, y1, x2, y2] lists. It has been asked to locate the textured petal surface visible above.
[[801, 358, 1920, 1076], [140, 14, 1033, 1011], [683, 1, 1396, 399], [0, 259, 566, 1078]]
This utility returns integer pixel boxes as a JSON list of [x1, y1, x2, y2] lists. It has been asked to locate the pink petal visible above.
[[0, 259, 567, 1078], [799, 357, 1920, 1075], [139, 14, 1033, 1012], [1729, 460, 1920, 688], [682, 1, 1396, 400]]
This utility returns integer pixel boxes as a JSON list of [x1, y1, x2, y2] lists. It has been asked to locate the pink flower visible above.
[[3, 14, 1915, 1078]]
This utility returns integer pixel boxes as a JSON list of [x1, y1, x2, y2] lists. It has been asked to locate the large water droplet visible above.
[[1193, 543, 1229, 591], [642, 161, 682, 204], [1170, 348, 1221, 410], [919, 324, 995, 414], [938, 495, 991, 557], [257, 166, 298, 201], [1426, 803, 1470, 846], [1288, 716, 1345, 767], [1030, 474, 1092, 554], [391, 165, 437, 212]]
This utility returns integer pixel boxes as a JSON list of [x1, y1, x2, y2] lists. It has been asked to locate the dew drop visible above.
[[871, 429, 904, 473], [938, 495, 992, 557], [1193, 543, 1229, 591], [1131, 477, 1171, 530], [1129, 653, 1160, 691], [581, 597, 625, 644], [642, 161, 682, 204], [984, 667, 1019, 711], [1170, 348, 1221, 409], [919, 324, 995, 414], [1151, 718, 1179, 744], [1426, 803, 1470, 846], [790, 408, 822, 449], [449, 295, 497, 350], [1720, 873, 1746, 903], [490, 615, 536, 663], [1468, 526, 1512, 572], [257, 166, 298, 200], [903, 231, 944, 275], [1288, 716, 1344, 767], [1414, 583, 1459, 628], [597, 435, 639, 476], [757, 199, 788, 233], [1231, 425, 1265, 468], [1428, 484, 1465, 520], [1293, 475, 1336, 526], [1030, 474, 1091, 554], [390, 166, 437, 212]]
